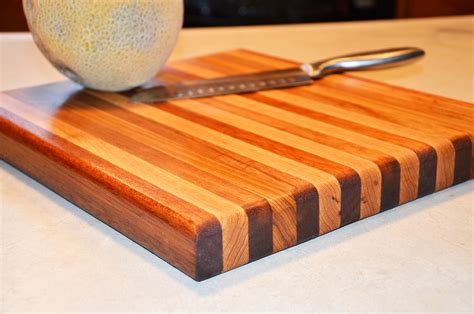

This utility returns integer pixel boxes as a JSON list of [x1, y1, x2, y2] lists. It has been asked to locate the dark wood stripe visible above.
[[153, 65, 207, 82], [199, 53, 276, 74], [243, 199, 274, 261], [452, 135, 472, 184], [195, 218, 223, 280], [416, 146, 438, 197], [378, 158, 401, 210], [158, 103, 361, 227], [0, 108, 223, 279], [294, 184, 320, 242], [231, 49, 297, 67]]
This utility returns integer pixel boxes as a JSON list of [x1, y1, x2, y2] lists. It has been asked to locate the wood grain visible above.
[[0, 50, 472, 281]]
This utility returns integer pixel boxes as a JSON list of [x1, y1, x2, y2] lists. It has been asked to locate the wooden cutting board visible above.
[[1, 50, 472, 281]]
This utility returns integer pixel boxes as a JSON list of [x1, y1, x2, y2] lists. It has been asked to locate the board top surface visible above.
[[1, 49, 472, 280]]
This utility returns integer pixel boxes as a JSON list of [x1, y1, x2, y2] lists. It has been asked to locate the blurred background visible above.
[[1, 0, 473, 31]]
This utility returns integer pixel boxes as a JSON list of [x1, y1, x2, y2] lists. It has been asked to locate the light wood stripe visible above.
[[0, 93, 249, 271], [91, 91, 343, 235], [227, 49, 295, 69], [268, 195, 297, 251]]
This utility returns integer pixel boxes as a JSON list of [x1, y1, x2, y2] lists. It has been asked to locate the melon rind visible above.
[[23, 0, 183, 92]]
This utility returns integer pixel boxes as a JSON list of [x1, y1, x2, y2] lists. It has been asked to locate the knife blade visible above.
[[130, 47, 425, 104]]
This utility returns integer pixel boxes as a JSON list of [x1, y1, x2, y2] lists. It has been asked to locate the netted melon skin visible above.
[[23, 0, 183, 92]]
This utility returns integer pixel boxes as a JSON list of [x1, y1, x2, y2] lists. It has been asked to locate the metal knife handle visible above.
[[303, 47, 425, 79]]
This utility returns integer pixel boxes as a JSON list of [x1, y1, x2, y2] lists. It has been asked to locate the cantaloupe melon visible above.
[[23, 0, 183, 92]]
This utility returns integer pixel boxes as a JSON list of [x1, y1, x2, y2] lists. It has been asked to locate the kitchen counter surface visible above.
[[1, 16, 473, 312]]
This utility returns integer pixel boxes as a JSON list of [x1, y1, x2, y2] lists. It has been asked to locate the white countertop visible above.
[[1, 16, 473, 312]]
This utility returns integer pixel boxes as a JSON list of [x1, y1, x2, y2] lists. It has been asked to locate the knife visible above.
[[130, 47, 425, 103]]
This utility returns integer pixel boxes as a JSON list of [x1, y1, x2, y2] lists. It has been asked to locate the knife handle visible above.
[[304, 47, 425, 79]]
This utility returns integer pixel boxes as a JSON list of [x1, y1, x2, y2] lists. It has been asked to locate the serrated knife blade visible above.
[[130, 67, 313, 103], [129, 47, 425, 104]]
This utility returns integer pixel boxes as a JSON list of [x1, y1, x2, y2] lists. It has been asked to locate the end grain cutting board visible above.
[[1, 50, 472, 281]]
